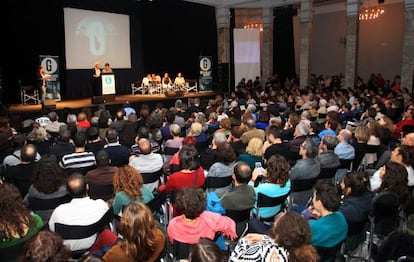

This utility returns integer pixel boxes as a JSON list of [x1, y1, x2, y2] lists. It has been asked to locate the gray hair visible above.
[[213, 132, 227, 145], [322, 134, 339, 150], [303, 138, 318, 158], [296, 122, 310, 136], [340, 129, 353, 142]]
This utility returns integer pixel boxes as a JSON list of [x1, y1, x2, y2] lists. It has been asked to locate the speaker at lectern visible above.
[[92, 74, 116, 104]]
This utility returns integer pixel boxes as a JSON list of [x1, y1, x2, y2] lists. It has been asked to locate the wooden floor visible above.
[[8, 91, 217, 113]]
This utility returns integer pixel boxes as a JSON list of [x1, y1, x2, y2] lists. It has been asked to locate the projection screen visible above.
[[233, 29, 261, 86], [64, 7, 131, 69]]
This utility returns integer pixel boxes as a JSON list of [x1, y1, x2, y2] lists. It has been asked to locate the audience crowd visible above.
[[1, 72, 414, 261]]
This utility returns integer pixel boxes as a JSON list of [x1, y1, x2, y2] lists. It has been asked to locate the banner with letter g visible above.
[[39, 55, 61, 101]]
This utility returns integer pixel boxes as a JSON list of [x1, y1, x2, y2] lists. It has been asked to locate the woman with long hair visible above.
[[230, 211, 319, 262], [0, 183, 44, 260], [112, 166, 154, 216], [23, 154, 68, 223], [103, 202, 165, 262]]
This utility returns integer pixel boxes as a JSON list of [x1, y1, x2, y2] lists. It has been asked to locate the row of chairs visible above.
[[131, 81, 198, 95]]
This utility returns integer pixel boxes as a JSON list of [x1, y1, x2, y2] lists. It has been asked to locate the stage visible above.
[[8, 91, 218, 114]]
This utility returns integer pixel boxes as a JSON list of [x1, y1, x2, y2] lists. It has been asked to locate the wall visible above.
[[294, 2, 404, 83]]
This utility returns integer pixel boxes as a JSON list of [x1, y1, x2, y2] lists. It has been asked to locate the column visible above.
[[216, 6, 230, 64], [401, 0, 414, 93], [262, 8, 273, 82], [344, 0, 360, 89], [299, 0, 313, 89]]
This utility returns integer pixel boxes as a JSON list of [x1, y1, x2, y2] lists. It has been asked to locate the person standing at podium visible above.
[[91, 61, 102, 96], [102, 62, 113, 74], [37, 65, 50, 105]]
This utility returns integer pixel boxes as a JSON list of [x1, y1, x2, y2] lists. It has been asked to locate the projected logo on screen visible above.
[[76, 18, 111, 56]]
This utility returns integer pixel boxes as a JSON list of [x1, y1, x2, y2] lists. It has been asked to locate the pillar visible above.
[[299, 0, 313, 89], [262, 8, 273, 82], [216, 6, 231, 64], [401, 0, 414, 93], [344, 0, 360, 89]]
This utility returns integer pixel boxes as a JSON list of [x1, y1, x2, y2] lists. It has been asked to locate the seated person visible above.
[[48, 173, 109, 251], [167, 187, 237, 245], [112, 166, 154, 216], [230, 212, 319, 261], [103, 202, 165, 261], [159, 145, 205, 194], [142, 73, 152, 87], [174, 72, 185, 89], [0, 183, 44, 259], [308, 181, 348, 248]]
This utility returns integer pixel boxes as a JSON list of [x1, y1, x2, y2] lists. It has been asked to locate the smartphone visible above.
[[255, 162, 263, 176]]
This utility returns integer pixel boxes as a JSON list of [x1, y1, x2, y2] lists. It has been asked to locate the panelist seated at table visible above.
[[161, 73, 172, 88], [142, 74, 152, 87], [174, 72, 186, 89], [152, 73, 161, 84]]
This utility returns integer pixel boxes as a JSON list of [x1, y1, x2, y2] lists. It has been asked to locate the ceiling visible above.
[[183, 0, 345, 9], [184, 0, 401, 9]]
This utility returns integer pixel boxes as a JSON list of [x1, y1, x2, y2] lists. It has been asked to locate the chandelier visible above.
[[359, 5, 385, 20], [243, 23, 263, 32]]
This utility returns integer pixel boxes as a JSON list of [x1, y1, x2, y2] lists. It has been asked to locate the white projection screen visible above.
[[64, 8, 131, 69], [233, 29, 261, 85]]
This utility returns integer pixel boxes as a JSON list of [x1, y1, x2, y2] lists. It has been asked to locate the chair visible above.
[[226, 208, 251, 238], [54, 207, 115, 258], [315, 241, 343, 262], [341, 219, 370, 261], [28, 195, 72, 211], [367, 192, 401, 261], [172, 240, 192, 260], [256, 191, 290, 221], [131, 81, 144, 94], [0, 239, 28, 262], [289, 176, 318, 209], [141, 168, 164, 185], [185, 80, 198, 93], [88, 183, 114, 201], [318, 167, 338, 183], [376, 231, 414, 262], [21, 85, 40, 105], [163, 146, 179, 156], [204, 176, 232, 191], [146, 192, 167, 227]]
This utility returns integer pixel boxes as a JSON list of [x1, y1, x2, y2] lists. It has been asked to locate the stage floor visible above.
[[8, 91, 217, 113]]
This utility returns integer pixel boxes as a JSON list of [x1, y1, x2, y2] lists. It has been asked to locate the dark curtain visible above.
[[0, 0, 217, 103], [273, 5, 296, 85]]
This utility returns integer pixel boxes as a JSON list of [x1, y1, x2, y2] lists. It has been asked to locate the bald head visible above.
[[138, 138, 151, 154], [233, 161, 252, 184], [339, 129, 352, 143], [402, 132, 414, 146]]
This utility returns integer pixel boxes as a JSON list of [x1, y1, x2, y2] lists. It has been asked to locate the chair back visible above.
[[318, 168, 338, 180], [226, 208, 251, 223], [370, 192, 400, 237], [0, 240, 27, 262], [339, 159, 353, 170], [292, 177, 318, 192], [55, 207, 114, 240], [146, 192, 166, 215], [163, 146, 179, 156], [173, 240, 192, 260], [28, 195, 72, 211], [204, 176, 232, 190], [88, 183, 114, 201], [141, 168, 163, 184], [256, 192, 290, 220], [315, 242, 343, 262]]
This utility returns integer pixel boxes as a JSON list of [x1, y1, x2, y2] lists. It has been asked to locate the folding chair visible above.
[[131, 81, 144, 94], [367, 192, 401, 261], [88, 183, 114, 201], [256, 191, 290, 221], [54, 207, 115, 258], [185, 80, 198, 93], [204, 176, 233, 191], [21, 85, 40, 104]]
